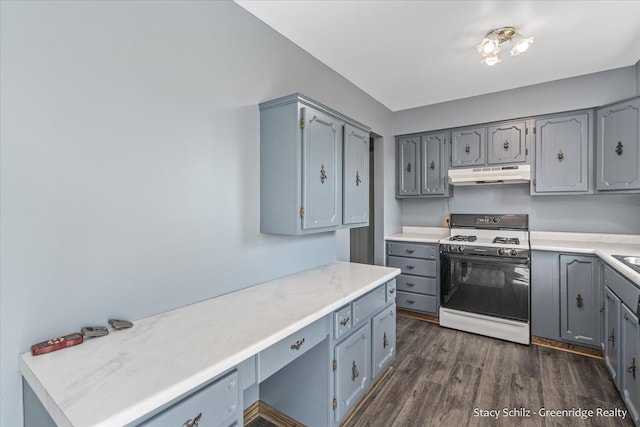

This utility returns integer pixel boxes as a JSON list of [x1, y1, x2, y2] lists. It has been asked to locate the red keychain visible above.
[[31, 333, 84, 356]]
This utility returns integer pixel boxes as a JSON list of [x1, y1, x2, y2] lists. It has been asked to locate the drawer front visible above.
[[258, 317, 328, 382], [353, 285, 387, 328], [334, 305, 353, 340], [386, 241, 437, 259], [388, 256, 437, 277], [386, 278, 397, 302], [396, 291, 437, 313], [396, 274, 437, 295], [138, 370, 239, 427], [605, 265, 640, 315]]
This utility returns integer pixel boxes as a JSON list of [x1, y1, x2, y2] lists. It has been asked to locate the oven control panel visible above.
[[441, 244, 529, 259]]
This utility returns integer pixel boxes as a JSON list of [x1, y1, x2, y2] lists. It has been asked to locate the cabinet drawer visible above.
[[396, 291, 437, 313], [386, 279, 397, 302], [258, 317, 328, 382], [386, 241, 436, 259], [388, 256, 436, 277], [334, 305, 353, 340], [138, 370, 239, 427], [353, 285, 387, 328], [396, 274, 437, 295], [604, 265, 640, 315]]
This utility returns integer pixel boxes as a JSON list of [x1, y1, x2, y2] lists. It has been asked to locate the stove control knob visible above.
[[510, 249, 518, 256], [448, 245, 455, 252], [492, 217, 501, 224], [458, 246, 465, 253], [498, 248, 505, 256]]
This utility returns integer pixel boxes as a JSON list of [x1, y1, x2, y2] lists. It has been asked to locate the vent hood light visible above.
[[448, 164, 531, 186]]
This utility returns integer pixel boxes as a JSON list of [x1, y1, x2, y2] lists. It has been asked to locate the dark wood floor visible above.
[[345, 315, 633, 427]]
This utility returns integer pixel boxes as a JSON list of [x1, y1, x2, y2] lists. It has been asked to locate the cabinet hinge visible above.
[[333, 398, 337, 410], [299, 117, 305, 129], [533, 179, 536, 186], [525, 148, 529, 155], [533, 127, 536, 134], [449, 155, 452, 162], [299, 207, 304, 219], [526, 128, 528, 135], [332, 359, 337, 371]]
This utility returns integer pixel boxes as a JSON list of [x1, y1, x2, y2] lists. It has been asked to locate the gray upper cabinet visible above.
[[533, 111, 592, 195], [596, 97, 640, 192], [397, 136, 420, 196], [559, 255, 601, 347], [421, 132, 448, 195], [343, 125, 369, 225], [451, 127, 485, 167], [396, 131, 450, 198], [259, 93, 370, 235], [302, 107, 342, 230], [487, 121, 527, 165]]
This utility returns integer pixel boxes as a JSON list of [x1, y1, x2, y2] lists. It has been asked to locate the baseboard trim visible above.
[[531, 336, 603, 359], [397, 309, 439, 324], [339, 366, 394, 427], [243, 400, 305, 427]]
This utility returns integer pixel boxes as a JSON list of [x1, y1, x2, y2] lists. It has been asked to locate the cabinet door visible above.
[[343, 125, 369, 225], [421, 132, 447, 195], [451, 127, 485, 167], [560, 255, 600, 346], [534, 113, 590, 193], [622, 304, 640, 424], [334, 324, 370, 422], [301, 107, 342, 229], [397, 136, 420, 196], [487, 121, 527, 165], [371, 305, 396, 379], [604, 286, 622, 389], [596, 97, 640, 191]]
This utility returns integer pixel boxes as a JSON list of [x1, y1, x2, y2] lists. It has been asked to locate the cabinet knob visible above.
[[355, 171, 361, 187], [340, 316, 350, 326], [465, 144, 471, 154], [182, 412, 202, 427], [383, 332, 389, 349], [407, 299, 416, 304], [351, 360, 360, 381], [406, 162, 412, 173], [430, 160, 436, 170], [320, 164, 328, 184], [608, 329, 615, 347], [406, 282, 415, 287], [576, 294, 584, 308], [406, 249, 415, 254], [503, 139, 510, 151], [628, 357, 637, 380], [616, 141, 624, 156], [290, 338, 305, 351], [557, 150, 565, 161], [406, 264, 415, 270]]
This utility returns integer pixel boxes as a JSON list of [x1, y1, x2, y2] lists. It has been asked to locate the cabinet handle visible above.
[[383, 332, 389, 349], [628, 357, 637, 380], [624, 313, 629, 321], [406, 282, 415, 287], [600, 304, 604, 313], [465, 144, 471, 154], [406, 264, 415, 270], [608, 329, 615, 347], [576, 294, 584, 308], [430, 160, 436, 170], [389, 288, 395, 294], [340, 316, 350, 326], [406, 249, 415, 254], [352, 360, 359, 381], [503, 139, 510, 151], [290, 338, 305, 351], [320, 165, 327, 184], [557, 150, 564, 161], [355, 170, 361, 187], [616, 141, 624, 156], [407, 299, 416, 304], [406, 162, 412, 173], [182, 413, 202, 427]]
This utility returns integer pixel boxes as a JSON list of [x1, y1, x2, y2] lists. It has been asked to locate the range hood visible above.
[[448, 164, 530, 186]]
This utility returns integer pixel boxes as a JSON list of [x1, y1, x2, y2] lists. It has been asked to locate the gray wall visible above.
[[395, 67, 640, 234], [0, 2, 399, 425]]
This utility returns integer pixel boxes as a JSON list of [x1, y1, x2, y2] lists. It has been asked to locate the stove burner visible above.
[[450, 235, 477, 242], [493, 237, 520, 245]]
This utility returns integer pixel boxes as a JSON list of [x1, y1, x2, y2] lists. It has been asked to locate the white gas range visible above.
[[439, 214, 531, 344]]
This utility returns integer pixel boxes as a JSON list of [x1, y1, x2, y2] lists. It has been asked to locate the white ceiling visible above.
[[235, 0, 640, 112]]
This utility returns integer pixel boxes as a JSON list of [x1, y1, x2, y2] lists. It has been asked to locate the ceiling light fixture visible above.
[[477, 26, 533, 66]]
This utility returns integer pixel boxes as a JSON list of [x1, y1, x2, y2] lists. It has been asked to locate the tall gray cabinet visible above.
[[260, 94, 370, 234], [596, 97, 640, 193]]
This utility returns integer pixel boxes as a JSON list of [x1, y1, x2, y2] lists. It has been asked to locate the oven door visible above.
[[440, 252, 530, 322]]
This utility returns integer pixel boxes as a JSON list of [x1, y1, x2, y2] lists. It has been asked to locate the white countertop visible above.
[[385, 226, 450, 243], [19, 261, 400, 427]]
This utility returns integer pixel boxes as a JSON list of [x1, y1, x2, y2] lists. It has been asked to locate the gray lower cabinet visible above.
[[332, 281, 396, 424], [621, 303, 640, 424], [396, 131, 450, 198], [138, 370, 241, 427], [596, 96, 640, 192], [604, 286, 622, 388], [559, 254, 601, 346], [259, 93, 370, 235], [387, 241, 438, 315], [532, 111, 592, 194]]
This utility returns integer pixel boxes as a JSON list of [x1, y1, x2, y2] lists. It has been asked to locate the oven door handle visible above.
[[440, 252, 530, 266]]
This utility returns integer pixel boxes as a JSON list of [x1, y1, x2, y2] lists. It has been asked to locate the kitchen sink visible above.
[[612, 255, 640, 273]]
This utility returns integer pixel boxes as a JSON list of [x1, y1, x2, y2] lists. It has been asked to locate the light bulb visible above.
[[481, 54, 501, 66], [510, 35, 533, 56]]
